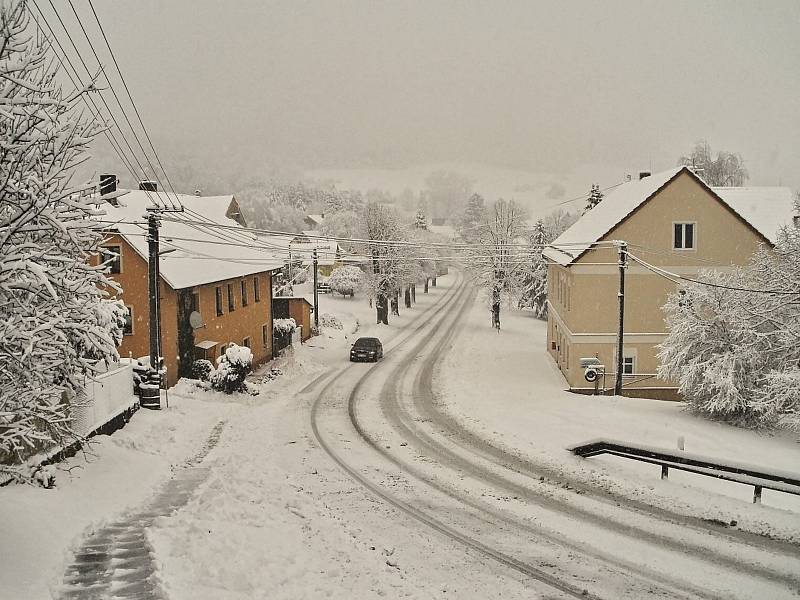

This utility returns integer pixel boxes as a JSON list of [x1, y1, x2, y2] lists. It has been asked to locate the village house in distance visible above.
[[544, 166, 796, 399], [98, 182, 285, 386]]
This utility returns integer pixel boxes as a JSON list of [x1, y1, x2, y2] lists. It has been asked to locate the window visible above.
[[219, 344, 227, 357], [101, 245, 122, 274], [623, 356, 635, 375], [241, 280, 248, 307], [123, 306, 133, 335], [227, 283, 235, 312], [262, 324, 270, 346], [215, 287, 223, 316], [254, 277, 261, 302], [190, 292, 200, 313], [674, 222, 695, 250], [242, 337, 251, 348]]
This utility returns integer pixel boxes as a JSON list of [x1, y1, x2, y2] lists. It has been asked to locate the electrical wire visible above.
[[84, 0, 184, 211], [626, 252, 796, 296], [63, 0, 180, 210]]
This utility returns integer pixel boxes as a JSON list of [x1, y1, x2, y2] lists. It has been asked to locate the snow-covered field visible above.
[[1, 274, 798, 599]]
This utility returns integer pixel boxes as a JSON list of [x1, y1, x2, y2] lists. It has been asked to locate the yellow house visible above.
[[543, 166, 795, 399]]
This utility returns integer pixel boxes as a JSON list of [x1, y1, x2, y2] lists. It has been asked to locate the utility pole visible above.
[[144, 209, 162, 409], [312, 248, 319, 332], [614, 241, 628, 396], [287, 247, 292, 294]]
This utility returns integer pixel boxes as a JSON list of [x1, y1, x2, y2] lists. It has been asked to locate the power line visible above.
[[84, 0, 183, 210], [626, 252, 796, 296], [545, 181, 626, 210], [62, 0, 180, 210], [33, 0, 169, 210]]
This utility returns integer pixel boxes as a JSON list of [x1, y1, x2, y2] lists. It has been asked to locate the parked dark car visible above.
[[350, 337, 383, 362]]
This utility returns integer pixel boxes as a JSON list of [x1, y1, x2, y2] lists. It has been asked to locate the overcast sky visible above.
[[64, 0, 800, 191]]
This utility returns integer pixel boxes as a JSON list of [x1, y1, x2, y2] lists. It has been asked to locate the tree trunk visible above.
[[391, 293, 399, 316], [411, 284, 416, 303], [404, 287, 411, 308], [376, 294, 388, 324], [424, 278, 429, 293], [432, 277, 437, 287]]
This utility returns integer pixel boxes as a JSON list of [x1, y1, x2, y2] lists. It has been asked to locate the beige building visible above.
[[543, 166, 795, 399]]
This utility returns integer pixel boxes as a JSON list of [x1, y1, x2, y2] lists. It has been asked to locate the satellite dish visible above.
[[189, 311, 204, 329]]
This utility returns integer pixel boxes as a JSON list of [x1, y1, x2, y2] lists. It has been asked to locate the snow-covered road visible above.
[[4, 272, 799, 599], [311, 275, 800, 599]]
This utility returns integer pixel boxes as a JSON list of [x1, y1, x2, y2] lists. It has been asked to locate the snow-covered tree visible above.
[[582, 184, 604, 214], [0, 2, 125, 477], [210, 344, 253, 393], [463, 198, 529, 328], [328, 265, 363, 297], [358, 202, 408, 324], [414, 206, 428, 230], [517, 219, 549, 318], [678, 140, 748, 187], [458, 193, 486, 243], [658, 222, 800, 429]]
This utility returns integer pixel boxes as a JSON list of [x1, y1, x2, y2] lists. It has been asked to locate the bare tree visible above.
[[679, 140, 748, 187], [464, 199, 529, 329]]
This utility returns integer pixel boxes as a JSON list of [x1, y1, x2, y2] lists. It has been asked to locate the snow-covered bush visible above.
[[292, 267, 308, 284], [209, 344, 253, 394], [191, 359, 214, 381], [659, 223, 800, 430], [319, 313, 343, 330], [328, 265, 364, 297], [0, 3, 125, 478], [273, 318, 297, 336]]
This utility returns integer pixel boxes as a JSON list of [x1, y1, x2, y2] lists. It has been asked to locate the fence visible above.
[[72, 360, 138, 438]]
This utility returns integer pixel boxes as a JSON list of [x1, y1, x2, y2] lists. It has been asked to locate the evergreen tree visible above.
[[458, 193, 486, 242], [414, 202, 428, 230], [0, 2, 125, 478], [582, 184, 604, 214]]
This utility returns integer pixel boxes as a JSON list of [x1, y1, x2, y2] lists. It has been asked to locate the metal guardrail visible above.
[[568, 439, 800, 504]]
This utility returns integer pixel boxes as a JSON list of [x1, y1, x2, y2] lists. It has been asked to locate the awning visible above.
[[194, 340, 218, 350]]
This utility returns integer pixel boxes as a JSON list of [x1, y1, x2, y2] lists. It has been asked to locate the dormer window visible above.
[[673, 222, 695, 250]]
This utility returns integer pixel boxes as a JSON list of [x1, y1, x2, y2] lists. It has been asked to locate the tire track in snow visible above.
[[311, 277, 606, 600]]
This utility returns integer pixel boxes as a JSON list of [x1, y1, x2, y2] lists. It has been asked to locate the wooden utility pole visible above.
[[147, 210, 160, 374], [312, 248, 319, 332], [614, 241, 628, 396]]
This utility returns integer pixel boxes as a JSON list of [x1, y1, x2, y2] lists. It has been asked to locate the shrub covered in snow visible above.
[[319, 313, 343, 330], [191, 359, 214, 381], [273, 318, 297, 335], [209, 344, 253, 393], [328, 265, 364, 297]]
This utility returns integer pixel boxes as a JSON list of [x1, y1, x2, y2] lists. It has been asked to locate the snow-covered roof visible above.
[[543, 167, 796, 266], [305, 214, 325, 226], [710, 186, 795, 245], [544, 167, 684, 265], [100, 190, 285, 289]]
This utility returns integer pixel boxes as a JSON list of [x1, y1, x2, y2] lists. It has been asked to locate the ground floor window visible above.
[[242, 337, 251, 348], [262, 324, 269, 346], [623, 356, 635, 375]]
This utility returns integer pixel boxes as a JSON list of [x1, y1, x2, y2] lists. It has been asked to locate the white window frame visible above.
[[672, 221, 697, 251], [622, 356, 635, 375]]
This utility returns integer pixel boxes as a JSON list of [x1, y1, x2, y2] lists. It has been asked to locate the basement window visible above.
[[673, 223, 695, 250]]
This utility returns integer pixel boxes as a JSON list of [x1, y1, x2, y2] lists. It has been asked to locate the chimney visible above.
[[139, 180, 157, 192], [639, 171, 651, 180]]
